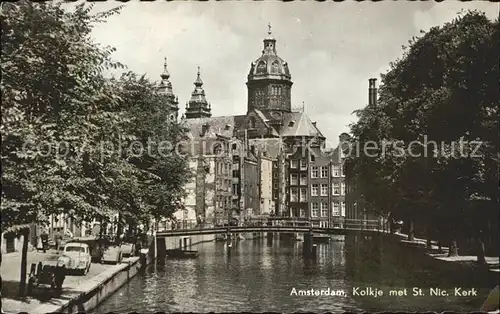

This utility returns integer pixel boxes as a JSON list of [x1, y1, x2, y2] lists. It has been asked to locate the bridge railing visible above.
[[156, 217, 383, 233]]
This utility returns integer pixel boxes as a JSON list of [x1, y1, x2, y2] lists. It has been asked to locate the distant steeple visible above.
[[158, 57, 179, 121], [185, 66, 212, 119]]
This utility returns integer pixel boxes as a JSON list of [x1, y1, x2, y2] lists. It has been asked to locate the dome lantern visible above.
[[246, 25, 293, 114]]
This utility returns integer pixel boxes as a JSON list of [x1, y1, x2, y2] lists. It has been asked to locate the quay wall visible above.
[[162, 233, 215, 250], [34, 256, 147, 314], [346, 233, 498, 288]]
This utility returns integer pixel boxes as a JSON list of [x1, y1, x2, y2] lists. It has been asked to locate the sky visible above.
[[86, 1, 498, 147]]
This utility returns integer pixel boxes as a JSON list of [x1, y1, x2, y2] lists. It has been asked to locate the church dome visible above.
[[247, 25, 291, 82]]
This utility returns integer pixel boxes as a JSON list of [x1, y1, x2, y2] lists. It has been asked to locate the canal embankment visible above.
[[364, 232, 499, 287], [1, 247, 153, 314]]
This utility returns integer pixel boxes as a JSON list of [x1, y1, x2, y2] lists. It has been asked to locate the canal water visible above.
[[94, 238, 490, 312]]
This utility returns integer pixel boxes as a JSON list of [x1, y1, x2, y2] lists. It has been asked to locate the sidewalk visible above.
[[394, 232, 500, 275], [1, 250, 121, 313]]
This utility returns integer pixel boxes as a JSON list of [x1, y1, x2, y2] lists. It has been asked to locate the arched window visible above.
[[213, 143, 222, 155], [257, 61, 266, 74], [271, 61, 279, 73], [249, 116, 256, 129]]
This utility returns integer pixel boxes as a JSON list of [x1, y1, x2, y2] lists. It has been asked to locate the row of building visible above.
[[1, 26, 377, 253], [167, 27, 379, 228]]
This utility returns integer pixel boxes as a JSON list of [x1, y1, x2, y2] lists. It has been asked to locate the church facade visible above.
[[165, 27, 349, 227]]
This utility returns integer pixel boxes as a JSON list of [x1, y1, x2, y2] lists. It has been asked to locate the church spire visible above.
[[263, 22, 276, 54], [161, 57, 170, 80], [159, 57, 173, 95], [185, 66, 211, 119], [158, 57, 179, 121]]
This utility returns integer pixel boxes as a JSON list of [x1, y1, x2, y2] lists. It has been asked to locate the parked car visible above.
[[58, 242, 92, 275]]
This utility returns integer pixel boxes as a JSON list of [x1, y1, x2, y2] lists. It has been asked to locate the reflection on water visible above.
[[94, 237, 490, 313]]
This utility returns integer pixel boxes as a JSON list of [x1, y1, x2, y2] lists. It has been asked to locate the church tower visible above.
[[158, 57, 179, 121], [247, 24, 293, 118], [185, 67, 212, 119]]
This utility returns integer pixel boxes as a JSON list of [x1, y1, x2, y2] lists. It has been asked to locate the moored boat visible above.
[[166, 249, 199, 259]]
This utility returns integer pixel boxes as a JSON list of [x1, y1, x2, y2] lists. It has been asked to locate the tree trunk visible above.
[[1, 250, 3, 313], [408, 220, 415, 241], [18, 228, 29, 297], [425, 224, 432, 250], [115, 214, 123, 246], [476, 234, 487, 265], [448, 239, 459, 257]]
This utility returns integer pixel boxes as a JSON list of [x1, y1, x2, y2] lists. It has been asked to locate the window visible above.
[[290, 174, 298, 185], [300, 174, 307, 186], [341, 201, 346, 217], [232, 184, 238, 195], [311, 184, 319, 196], [249, 117, 256, 128], [299, 208, 305, 217], [333, 201, 340, 216], [310, 154, 315, 162], [273, 183, 278, 189], [340, 182, 345, 195], [320, 184, 327, 196], [291, 160, 298, 169], [300, 159, 307, 170], [340, 163, 345, 177], [333, 182, 340, 195], [321, 166, 328, 178], [300, 188, 307, 202], [311, 166, 319, 178], [333, 165, 340, 177], [291, 188, 298, 202], [321, 202, 328, 217], [213, 144, 222, 155], [311, 203, 319, 217]]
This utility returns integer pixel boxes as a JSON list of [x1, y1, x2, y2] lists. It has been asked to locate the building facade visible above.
[[174, 27, 362, 225]]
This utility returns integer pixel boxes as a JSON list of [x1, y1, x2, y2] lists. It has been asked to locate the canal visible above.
[[94, 238, 489, 312]]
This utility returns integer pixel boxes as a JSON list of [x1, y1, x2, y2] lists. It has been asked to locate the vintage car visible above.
[[58, 242, 92, 275]]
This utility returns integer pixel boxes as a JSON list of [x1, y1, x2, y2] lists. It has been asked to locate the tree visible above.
[[346, 11, 498, 260]]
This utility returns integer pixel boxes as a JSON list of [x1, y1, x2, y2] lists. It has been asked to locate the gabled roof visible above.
[[280, 112, 323, 138], [182, 116, 235, 139]]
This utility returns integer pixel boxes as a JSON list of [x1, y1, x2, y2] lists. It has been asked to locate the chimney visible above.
[[369, 78, 378, 107]]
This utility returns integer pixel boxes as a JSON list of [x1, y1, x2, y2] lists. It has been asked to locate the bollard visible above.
[[312, 244, 317, 258]]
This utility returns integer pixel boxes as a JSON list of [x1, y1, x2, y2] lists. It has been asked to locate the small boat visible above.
[[313, 235, 331, 243], [166, 249, 199, 259]]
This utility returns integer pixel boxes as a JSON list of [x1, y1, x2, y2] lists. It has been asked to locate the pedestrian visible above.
[[55, 230, 63, 253], [40, 229, 49, 253]]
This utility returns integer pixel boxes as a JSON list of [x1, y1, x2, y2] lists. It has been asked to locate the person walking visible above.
[[40, 229, 49, 253], [54, 230, 63, 253]]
